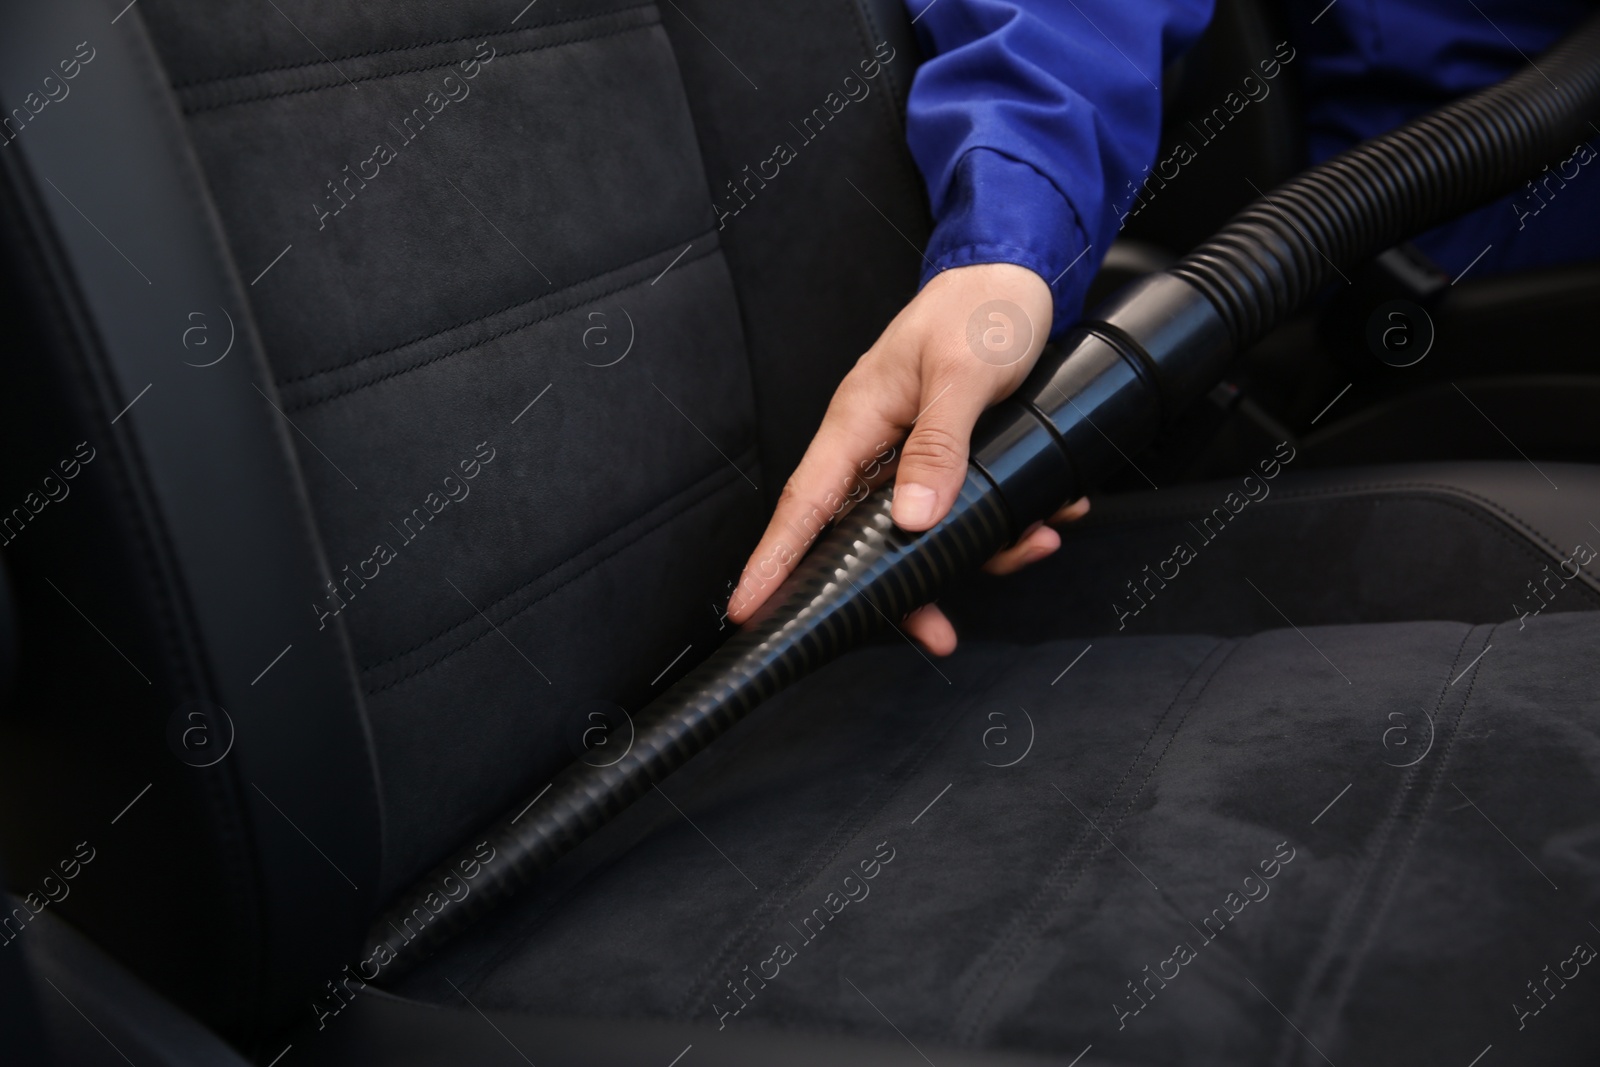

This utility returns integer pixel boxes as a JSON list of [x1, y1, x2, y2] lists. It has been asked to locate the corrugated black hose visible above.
[[363, 11, 1600, 982]]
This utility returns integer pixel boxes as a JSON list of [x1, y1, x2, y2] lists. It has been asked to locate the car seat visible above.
[[1, 0, 1597, 1064]]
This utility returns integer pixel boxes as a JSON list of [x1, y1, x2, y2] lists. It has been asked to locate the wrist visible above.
[[920, 148, 1094, 338]]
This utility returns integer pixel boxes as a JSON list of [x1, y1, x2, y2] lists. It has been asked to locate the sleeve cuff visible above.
[[919, 147, 1096, 339]]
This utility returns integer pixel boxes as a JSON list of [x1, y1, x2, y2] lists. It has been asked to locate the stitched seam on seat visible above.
[[1086, 480, 1600, 590], [280, 239, 720, 411], [1265, 625, 1482, 1067], [954, 637, 1240, 1045], [954, 638, 1237, 1042], [669, 655, 998, 1020], [171, 3, 656, 91], [361, 447, 756, 692], [1301, 624, 1499, 1059], [179, 13, 660, 113]]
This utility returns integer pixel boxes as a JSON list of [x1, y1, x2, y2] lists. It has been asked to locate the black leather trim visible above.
[[287, 990, 1074, 1067], [0, 0, 382, 1037], [25, 911, 250, 1067], [1085, 461, 1600, 593], [941, 460, 1600, 646]]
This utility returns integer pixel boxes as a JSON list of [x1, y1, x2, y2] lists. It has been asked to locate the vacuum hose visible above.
[[364, 12, 1600, 981]]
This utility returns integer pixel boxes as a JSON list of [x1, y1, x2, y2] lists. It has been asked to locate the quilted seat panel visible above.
[[137, 0, 766, 892]]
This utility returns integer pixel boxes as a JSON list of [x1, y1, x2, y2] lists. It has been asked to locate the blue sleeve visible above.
[[902, 0, 1215, 336]]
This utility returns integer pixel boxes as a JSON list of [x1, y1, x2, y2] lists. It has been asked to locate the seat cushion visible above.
[[387, 466, 1600, 1065], [397, 615, 1600, 1063]]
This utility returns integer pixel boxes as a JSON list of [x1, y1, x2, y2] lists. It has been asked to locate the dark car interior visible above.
[[2, 0, 1597, 1064]]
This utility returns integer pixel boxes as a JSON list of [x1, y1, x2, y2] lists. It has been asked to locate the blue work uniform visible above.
[[902, 0, 1600, 335]]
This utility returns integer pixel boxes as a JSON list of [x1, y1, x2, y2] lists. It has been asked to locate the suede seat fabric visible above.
[[133, 0, 932, 904], [404, 603, 1600, 1065]]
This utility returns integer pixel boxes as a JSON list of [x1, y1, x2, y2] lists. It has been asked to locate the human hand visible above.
[[726, 261, 1089, 654]]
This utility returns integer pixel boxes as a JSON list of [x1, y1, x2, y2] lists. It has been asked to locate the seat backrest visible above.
[[1123, 0, 1303, 253], [0, 0, 926, 1041]]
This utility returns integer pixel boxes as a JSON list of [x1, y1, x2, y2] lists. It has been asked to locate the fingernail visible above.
[[892, 483, 937, 527]]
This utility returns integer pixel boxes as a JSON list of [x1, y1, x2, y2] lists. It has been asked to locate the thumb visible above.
[[891, 382, 987, 531]]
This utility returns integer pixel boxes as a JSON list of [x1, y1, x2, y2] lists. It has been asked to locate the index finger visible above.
[[726, 395, 899, 624]]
